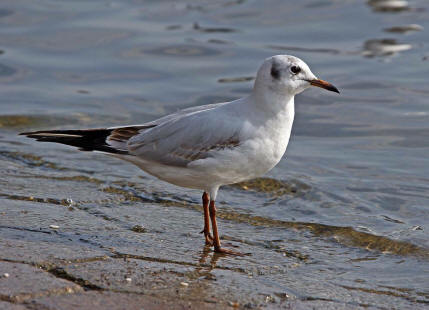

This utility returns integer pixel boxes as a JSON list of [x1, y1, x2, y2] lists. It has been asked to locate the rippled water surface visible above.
[[1, 0, 429, 308]]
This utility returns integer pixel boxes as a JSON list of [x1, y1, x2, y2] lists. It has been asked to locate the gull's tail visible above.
[[19, 125, 153, 154]]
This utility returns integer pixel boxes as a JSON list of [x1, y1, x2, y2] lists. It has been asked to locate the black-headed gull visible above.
[[21, 55, 339, 255]]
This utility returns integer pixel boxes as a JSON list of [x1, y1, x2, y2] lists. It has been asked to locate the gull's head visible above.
[[254, 55, 339, 96]]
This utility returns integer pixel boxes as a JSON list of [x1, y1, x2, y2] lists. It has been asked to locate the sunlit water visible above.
[[1, 0, 428, 308]]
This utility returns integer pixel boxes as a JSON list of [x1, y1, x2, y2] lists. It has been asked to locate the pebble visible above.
[[125, 277, 132, 282], [3, 273, 9, 278], [228, 301, 239, 308], [49, 225, 60, 229], [180, 282, 189, 287]]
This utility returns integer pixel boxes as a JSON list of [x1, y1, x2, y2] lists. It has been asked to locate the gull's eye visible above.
[[290, 65, 301, 74]]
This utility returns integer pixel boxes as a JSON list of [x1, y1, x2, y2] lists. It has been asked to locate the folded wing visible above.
[[127, 105, 242, 167]]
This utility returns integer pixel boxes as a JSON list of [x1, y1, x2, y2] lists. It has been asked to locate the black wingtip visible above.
[[17, 128, 131, 155]]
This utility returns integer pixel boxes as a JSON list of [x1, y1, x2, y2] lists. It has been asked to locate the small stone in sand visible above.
[[180, 282, 189, 287], [3, 273, 9, 278], [228, 301, 239, 308], [49, 225, 60, 229]]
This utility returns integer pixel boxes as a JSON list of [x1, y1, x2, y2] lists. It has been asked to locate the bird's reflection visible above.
[[196, 245, 224, 273]]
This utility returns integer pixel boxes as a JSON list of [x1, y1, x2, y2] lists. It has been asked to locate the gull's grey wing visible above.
[[150, 102, 227, 125], [20, 102, 233, 156], [106, 102, 227, 151], [127, 103, 242, 167]]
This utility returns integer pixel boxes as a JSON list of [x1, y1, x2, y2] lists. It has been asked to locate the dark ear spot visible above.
[[270, 62, 281, 80]]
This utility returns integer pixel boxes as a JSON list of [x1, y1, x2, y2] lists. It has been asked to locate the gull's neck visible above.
[[240, 80, 295, 162], [247, 82, 295, 120]]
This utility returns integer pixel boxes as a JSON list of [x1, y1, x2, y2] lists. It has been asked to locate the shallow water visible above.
[[1, 0, 429, 308]]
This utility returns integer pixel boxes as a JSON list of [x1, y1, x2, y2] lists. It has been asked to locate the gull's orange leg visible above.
[[209, 200, 244, 255], [201, 192, 213, 245]]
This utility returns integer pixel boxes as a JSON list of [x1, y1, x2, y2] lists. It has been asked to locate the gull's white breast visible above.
[[119, 95, 295, 194]]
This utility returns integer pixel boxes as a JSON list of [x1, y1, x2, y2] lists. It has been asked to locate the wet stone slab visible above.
[[53, 256, 263, 307], [287, 300, 367, 310], [30, 291, 221, 310], [0, 180, 428, 309], [0, 301, 29, 310], [0, 236, 108, 266], [0, 261, 82, 303], [0, 200, 109, 265]]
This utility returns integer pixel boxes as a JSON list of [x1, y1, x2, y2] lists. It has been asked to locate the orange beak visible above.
[[309, 79, 340, 94]]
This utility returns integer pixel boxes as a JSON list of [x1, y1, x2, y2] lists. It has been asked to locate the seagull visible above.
[[20, 55, 339, 255]]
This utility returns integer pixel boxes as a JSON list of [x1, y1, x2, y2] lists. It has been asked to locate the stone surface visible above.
[[0, 237, 108, 265], [53, 257, 257, 307], [30, 291, 222, 310], [0, 261, 82, 303], [287, 300, 367, 310], [0, 301, 29, 310]]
